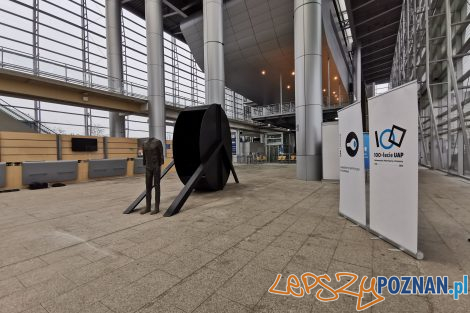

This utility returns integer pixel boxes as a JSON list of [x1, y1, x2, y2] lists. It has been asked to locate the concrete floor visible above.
[[0, 165, 469, 313]]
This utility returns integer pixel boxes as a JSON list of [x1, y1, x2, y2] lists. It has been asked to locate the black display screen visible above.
[[71, 138, 98, 152]]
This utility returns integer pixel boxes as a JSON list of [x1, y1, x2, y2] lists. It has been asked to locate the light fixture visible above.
[[333, 91, 336, 94], [334, 117, 339, 120], [287, 85, 291, 89], [291, 71, 295, 76], [261, 70, 266, 75], [323, 89, 326, 92], [334, 76, 338, 80]]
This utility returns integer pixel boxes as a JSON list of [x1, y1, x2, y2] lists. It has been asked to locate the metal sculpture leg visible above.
[[151, 166, 161, 214], [142, 167, 154, 214], [164, 143, 222, 217], [222, 147, 239, 184], [123, 160, 174, 214]]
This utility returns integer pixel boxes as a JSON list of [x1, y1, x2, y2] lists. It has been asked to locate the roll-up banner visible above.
[[338, 102, 367, 226], [368, 81, 422, 259]]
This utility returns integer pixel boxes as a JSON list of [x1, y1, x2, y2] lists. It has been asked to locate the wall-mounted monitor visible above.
[[71, 138, 98, 152]]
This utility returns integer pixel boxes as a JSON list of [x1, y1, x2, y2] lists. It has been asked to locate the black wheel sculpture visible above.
[[164, 104, 239, 216]]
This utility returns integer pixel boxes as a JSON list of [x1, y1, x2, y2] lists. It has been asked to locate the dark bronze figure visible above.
[[141, 137, 164, 214]]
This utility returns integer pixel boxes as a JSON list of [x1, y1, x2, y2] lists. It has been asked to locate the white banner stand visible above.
[[338, 102, 367, 227], [368, 81, 423, 260]]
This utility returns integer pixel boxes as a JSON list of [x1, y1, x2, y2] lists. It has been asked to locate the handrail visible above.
[[0, 45, 257, 124], [0, 45, 148, 99], [0, 97, 57, 134], [251, 101, 296, 118]]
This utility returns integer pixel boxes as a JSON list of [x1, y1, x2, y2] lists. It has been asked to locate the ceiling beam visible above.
[[363, 60, 393, 71], [364, 67, 392, 77], [357, 20, 400, 41], [362, 44, 396, 58], [365, 73, 390, 83], [163, 0, 188, 18], [366, 73, 390, 81], [182, 1, 199, 11], [343, 0, 357, 43], [355, 4, 402, 28], [352, 0, 376, 12], [361, 33, 398, 49], [362, 53, 395, 66]]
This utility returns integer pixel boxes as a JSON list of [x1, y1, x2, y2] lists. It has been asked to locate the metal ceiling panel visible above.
[[345, 0, 403, 84]]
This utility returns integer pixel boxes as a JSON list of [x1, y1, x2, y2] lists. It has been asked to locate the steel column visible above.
[[33, 0, 41, 133], [145, 0, 166, 149], [425, 0, 444, 169], [81, 0, 91, 136], [203, 0, 225, 108], [418, 114, 430, 165], [105, 0, 126, 137], [327, 57, 331, 108], [294, 0, 322, 181], [355, 45, 362, 102], [445, 0, 470, 170]]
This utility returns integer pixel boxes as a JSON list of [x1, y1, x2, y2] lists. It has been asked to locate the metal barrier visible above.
[[251, 102, 296, 118], [0, 163, 5, 188], [22, 161, 78, 185], [133, 157, 145, 174], [88, 159, 127, 179]]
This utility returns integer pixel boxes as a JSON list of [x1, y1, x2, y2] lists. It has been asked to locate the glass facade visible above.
[[0, 0, 251, 139]]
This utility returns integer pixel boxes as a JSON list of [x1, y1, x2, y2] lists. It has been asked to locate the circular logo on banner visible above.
[[345, 132, 359, 157]]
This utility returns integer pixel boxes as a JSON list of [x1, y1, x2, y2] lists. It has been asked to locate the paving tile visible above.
[[0, 166, 469, 313], [371, 294, 431, 313], [18, 255, 90, 287], [0, 258, 47, 281], [217, 263, 278, 308], [292, 242, 336, 272], [251, 245, 296, 272], [224, 224, 259, 238], [77, 302, 114, 313], [18, 306, 49, 313], [100, 270, 180, 313], [135, 299, 185, 313], [198, 234, 243, 255], [120, 237, 169, 259], [236, 232, 276, 253], [206, 247, 256, 276], [159, 267, 231, 312], [254, 291, 313, 313], [162, 248, 218, 279], [42, 283, 102, 313], [31, 273, 77, 298], [194, 294, 250, 313], [333, 241, 372, 268], [0, 288, 45, 313], [63, 254, 133, 285], [0, 277, 25, 299], [160, 236, 204, 257], [271, 231, 308, 251], [116, 250, 174, 283]]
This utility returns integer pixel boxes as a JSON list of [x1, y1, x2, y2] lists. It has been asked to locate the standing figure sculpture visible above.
[[141, 137, 164, 214]]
